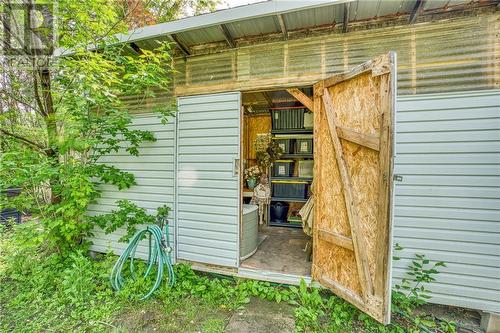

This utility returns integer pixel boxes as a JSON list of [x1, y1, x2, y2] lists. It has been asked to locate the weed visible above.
[[392, 243, 453, 332]]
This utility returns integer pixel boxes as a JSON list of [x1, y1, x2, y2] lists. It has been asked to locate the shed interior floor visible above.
[[240, 226, 311, 276]]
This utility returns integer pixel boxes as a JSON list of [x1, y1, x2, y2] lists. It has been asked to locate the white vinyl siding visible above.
[[88, 113, 176, 260], [393, 90, 500, 313], [176, 92, 241, 267]]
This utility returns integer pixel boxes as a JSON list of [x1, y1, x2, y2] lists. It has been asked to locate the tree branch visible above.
[[33, 69, 47, 117], [0, 90, 42, 116], [0, 128, 46, 152]]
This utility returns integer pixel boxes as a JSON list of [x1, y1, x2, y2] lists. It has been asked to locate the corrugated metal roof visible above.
[[56, 0, 485, 57], [165, 0, 477, 48], [225, 16, 282, 39], [176, 26, 225, 46], [282, 5, 344, 30]]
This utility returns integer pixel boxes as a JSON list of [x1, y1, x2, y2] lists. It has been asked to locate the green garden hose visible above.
[[110, 220, 175, 299]]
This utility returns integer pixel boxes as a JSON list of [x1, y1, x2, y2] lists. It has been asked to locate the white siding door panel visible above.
[[176, 92, 241, 267]]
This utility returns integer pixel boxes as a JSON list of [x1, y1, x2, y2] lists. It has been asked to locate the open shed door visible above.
[[176, 92, 241, 268], [312, 52, 396, 324]]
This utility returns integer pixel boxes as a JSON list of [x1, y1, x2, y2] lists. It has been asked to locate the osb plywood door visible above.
[[312, 52, 396, 324]]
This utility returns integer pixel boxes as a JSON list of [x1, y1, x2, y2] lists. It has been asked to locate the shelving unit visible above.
[[280, 153, 313, 159], [270, 177, 313, 182], [268, 106, 313, 228], [271, 196, 308, 202]]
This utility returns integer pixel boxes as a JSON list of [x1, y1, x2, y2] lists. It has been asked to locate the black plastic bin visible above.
[[295, 138, 313, 154], [272, 182, 308, 199], [273, 160, 294, 177], [0, 208, 21, 224], [270, 202, 289, 223], [275, 139, 292, 154], [271, 108, 306, 130], [1, 188, 22, 225]]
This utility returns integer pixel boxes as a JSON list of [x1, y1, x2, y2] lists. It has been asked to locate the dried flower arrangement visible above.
[[254, 133, 283, 173]]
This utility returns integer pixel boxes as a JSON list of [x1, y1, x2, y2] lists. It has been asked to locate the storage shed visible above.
[[87, 0, 500, 325]]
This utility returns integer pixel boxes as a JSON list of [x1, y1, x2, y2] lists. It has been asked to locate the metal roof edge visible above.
[[54, 0, 350, 56], [115, 0, 351, 44]]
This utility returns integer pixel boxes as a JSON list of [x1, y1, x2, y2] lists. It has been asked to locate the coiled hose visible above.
[[110, 221, 175, 299]]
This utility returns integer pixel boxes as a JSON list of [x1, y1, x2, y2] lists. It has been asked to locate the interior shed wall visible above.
[[173, 12, 498, 96], [394, 90, 500, 313]]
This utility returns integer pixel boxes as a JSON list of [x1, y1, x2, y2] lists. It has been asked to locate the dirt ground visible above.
[[225, 297, 295, 333], [417, 304, 483, 333]]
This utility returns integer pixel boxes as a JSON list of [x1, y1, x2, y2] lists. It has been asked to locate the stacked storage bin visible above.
[[271, 108, 306, 130]]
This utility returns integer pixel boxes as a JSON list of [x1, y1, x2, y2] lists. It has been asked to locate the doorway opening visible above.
[[239, 87, 314, 277]]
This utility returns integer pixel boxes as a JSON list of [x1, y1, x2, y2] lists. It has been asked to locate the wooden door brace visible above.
[[321, 87, 373, 299]]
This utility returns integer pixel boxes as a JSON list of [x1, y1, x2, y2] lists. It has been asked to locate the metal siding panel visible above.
[[97, 154, 174, 163], [176, 92, 240, 267], [394, 216, 499, 233], [178, 179, 238, 189], [394, 175, 500, 187], [397, 119, 500, 133], [177, 252, 236, 267], [395, 185, 500, 199], [179, 227, 237, 242], [394, 227, 498, 244], [88, 114, 176, 260], [396, 195, 499, 210], [395, 205, 498, 222], [394, 259, 499, 278], [394, 247, 498, 267], [393, 90, 500, 313], [396, 141, 500, 153], [397, 131, 500, 144]]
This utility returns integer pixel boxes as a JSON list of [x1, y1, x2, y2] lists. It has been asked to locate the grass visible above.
[[112, 298, 230, 332], [0, 221, 457, 333]]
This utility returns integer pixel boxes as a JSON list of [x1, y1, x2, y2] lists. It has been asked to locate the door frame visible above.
[[175, 54, 397, 324]]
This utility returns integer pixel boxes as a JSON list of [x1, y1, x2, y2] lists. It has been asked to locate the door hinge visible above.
[[393, 174, 403, 182]]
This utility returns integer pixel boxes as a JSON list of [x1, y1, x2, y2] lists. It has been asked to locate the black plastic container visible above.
[[270, 202, 289, 223], [295, 138, 313, 154], [0, 208, 21, 224], [272, 182, 308, 199], [4, 188, 21, 197], [271, 108, 306, 130], [1, 188, 22, 225], [273, 161, 294, 177], [275, 139, 292, 154]]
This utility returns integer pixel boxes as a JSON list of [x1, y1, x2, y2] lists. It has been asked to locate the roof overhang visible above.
[[55, 0, 492, 57], [116, 0, 351, 44]]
